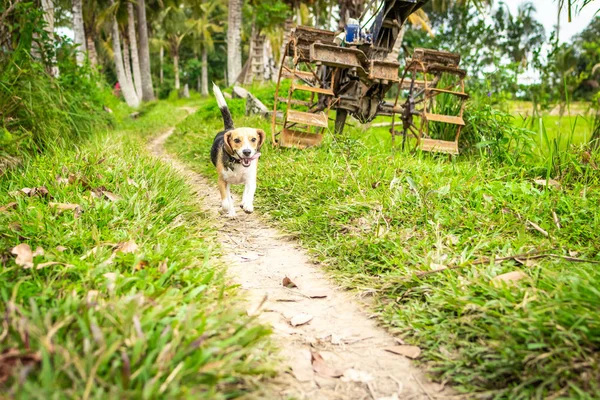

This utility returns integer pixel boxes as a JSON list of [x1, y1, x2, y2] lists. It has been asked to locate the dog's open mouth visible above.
[[240, 152, 261, 168]]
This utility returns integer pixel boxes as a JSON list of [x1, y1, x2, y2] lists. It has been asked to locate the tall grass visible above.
[[0, 3, 113, 171], [0, 103, 272, 397], [166, 93, 600, 398]]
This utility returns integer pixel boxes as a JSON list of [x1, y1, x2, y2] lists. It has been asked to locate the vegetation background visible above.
[[1, 0, 600, 398]]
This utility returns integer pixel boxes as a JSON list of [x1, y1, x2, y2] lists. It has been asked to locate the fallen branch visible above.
[[414, 251, 600, 278], [526, 220, 549, 237], [415, 250, 545, 277]]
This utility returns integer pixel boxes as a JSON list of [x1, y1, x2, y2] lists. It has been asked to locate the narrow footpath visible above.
[[150, 124, 454, 400]]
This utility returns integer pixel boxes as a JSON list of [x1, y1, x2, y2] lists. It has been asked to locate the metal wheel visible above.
[[392, 48, 468, 155]]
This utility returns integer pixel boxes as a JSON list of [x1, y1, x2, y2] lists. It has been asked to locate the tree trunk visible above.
[[127, 3, 143, 98], [338, 0, 366, 30], [110, 1, 140, 107], [72, 0, 87, 66], [201, 46, 208, 96], [227, 0, 242, 86], [137, 0, 155, 101], [122, 36, 134, 91], [160, 46, 164, 84], [40, 0, 59, 76], [86, 35, 98, 66], [173, 48, 180, 90]]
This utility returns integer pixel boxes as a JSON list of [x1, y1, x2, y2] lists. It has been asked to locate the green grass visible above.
[[0, 102, 272, 398], [167, 94, 600, 399]]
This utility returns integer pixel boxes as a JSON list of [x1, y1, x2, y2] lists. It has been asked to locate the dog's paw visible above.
[[241, 203, 254, 214], [226, 210, 237, 218]]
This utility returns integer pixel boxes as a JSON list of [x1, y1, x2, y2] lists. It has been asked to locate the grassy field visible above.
[[167, 93, 600, 399], [0, 102, 272, 398], [508, 101, 595, 146]]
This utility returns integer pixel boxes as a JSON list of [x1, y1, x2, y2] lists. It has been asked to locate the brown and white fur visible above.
[[210, 84, 265, 217]]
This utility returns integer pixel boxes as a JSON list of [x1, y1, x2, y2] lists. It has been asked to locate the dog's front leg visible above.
[[241, 177, 256, 214], [218, 178, 236, 217]]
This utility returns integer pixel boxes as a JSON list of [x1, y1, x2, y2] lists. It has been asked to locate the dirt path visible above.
[[150, 126, 453, 400]]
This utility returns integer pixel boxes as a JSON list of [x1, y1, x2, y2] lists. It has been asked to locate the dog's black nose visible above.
[[242, 149, 252, 157]]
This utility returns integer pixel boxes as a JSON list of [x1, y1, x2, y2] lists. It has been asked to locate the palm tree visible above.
[[41, 0, 59, 76], [82, 0, 101, 67], [189, 0, 223, 95], [137, 0, 155, 100], [109, 0, 140, 107], [127, 2, 143, 97], [227, 0, 242, 86], [72, 0, 87, 66], [161, 3, 192, 91]]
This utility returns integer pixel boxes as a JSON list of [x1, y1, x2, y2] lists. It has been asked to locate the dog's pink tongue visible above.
[[248, 152, 261, 161]]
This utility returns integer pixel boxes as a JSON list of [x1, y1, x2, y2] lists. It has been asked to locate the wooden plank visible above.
[[281, 68, 315, 81], [292, 84, 333, 95], [277, 97, 312, 107], [280, 128, 323, 149], [426, 88, 469, 98], [424, 113, 465, 126], [400, 79, 426, 90], [287, 110, 328, 128], [420, 138, 459, 155]]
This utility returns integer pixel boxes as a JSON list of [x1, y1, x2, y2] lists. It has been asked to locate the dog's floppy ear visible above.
[[256, 129, 266, 149], [223, 131, 235, 156]]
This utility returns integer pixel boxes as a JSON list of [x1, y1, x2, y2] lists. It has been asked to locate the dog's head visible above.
[[223, 128, 265, 167]]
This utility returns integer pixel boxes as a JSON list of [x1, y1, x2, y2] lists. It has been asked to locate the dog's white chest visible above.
[[222, 163, 255, 185]]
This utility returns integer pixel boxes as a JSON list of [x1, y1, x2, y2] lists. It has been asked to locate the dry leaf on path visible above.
[[21, 186, 50, 198], [56, 175, 69, 184], [384, 345, 422, 359], [127, 178, 139, 188], [0, 349, 41, 384], [0, 202, 17, 213], [282, 276, 297, 288], [116, 240, 138, 254], [11, 244, 33, 268], [290, 313, 313, 327], [159, 260, 168, 273], [102, 191, 121, 202], [49, 202, 80, 211], [311, 351, 343, 378], [49, 202, 82, 217], [491, 271, 528, 286], [32, 247, 44, 257]]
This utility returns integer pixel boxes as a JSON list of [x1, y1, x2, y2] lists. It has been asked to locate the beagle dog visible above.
[[210, 84, 265, 217]]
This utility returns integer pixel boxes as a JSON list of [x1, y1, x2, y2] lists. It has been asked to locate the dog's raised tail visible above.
[[213, 83, 234, 131]]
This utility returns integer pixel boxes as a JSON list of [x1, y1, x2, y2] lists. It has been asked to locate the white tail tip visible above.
[[212, 83, 227, 109]]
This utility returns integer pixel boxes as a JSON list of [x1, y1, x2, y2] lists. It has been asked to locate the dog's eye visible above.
[[251, 138, 257, 142], [234, 138, 241, 144]]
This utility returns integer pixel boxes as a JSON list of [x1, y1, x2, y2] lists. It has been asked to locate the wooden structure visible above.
[[271, 0, 469, 154]]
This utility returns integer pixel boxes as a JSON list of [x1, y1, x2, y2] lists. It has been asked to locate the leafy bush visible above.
[[461, 99, 535, 164], [0, 2, 112, 169]]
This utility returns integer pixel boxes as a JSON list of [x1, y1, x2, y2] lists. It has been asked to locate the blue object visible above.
[[345, 23, 360, 44]]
